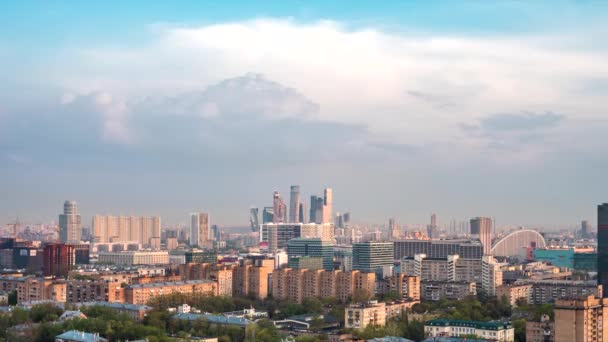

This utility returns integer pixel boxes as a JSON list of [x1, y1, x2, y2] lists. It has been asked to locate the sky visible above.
[[1, 1, 607, 228]]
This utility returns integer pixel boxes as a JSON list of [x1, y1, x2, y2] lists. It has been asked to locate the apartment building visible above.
[[496, 284, 532, 306], [125, 280, 217, 305], [554, 295, 608, 342], [345, 300, 419, 330], [66, 279, 124, 303]]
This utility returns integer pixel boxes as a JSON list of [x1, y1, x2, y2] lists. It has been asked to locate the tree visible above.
[[513, 318, 526, 342], [30, 303, 64, 323], [7, 291, 17, 306]]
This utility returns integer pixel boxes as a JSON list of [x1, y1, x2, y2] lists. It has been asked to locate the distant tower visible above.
[[190, 213, 210, 248], [298, 202, 306, 223], [59, 200, 81, 243], [343, 212, 351, 226], [289, 185, 300, 223], [322, 188, 333, 224], [310, 195, 324, 224], [598, 203, 608, 297], [262, 207, 274, 224], [389, 218, 399, 239], [273, 191, 286, 223], [581, 220, 589, 239], [249, 208, 259, 232], [427, 213, 438, 239], [471, 217, 493, 255]]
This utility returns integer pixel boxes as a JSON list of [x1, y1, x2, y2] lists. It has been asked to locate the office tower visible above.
[[431, 214, 437, 228], [287, 238, 334, 271], [554, 295, 608, 342], [261, 223, 302, 253], [59, 200, 82, 243], [309, 195, 324, 224], [394, 239, 483, 260], [336, 213, 344, 229], [262, 207, 274, 224], [211, 225, 220, 240], [343, 212, 351, 225], [599, 203, 608, 297], [471, 217, 493, 255], [481, 255, 502, 297], [389, 218, 398, 239], [353, 241, 394, 277], [43, 243, 75, 277], [249, 208, 259, 232], [322, 188, 333, 224], [581, 220, 589, 239], [298, 202, 306, 223], [289, 185, 300, 223], [190, 213, 210, 248], [273, 191, 287, 223]]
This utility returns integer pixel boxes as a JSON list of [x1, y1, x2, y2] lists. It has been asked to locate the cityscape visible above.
[[1, 2, 608, 342]]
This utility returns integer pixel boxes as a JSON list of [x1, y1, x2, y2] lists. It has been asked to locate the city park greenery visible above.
[[0, 293, 547, 342]]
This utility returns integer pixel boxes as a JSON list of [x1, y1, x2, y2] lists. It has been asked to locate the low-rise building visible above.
[[98, 251, 169, 266], [55, 330, 107, 342], [424, 319, 514, 342], [421, 281, 476, 301], [78, 302, 153, 321], [526, 314, 554, 342], [496, 284, 532, 306], [514, 279, 601, 304], [345, 300, 419, 330]]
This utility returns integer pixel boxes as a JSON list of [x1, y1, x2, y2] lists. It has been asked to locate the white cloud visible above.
[[45, 18, 608, 160]]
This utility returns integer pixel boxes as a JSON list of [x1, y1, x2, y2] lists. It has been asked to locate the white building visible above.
[[425, 319, 514, 342], [98, 251, 169, 265], [482, 255, 503, 297]]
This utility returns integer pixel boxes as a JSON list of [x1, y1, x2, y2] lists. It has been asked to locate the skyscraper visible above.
[[389, 218, 399, 239], [92, 215, 160, 248], [323, 188, 333, 224], [273, 191, 287, 223], [262, 207, 274, 224], [249, 208, 259, 232], [343, 212, 351, 226], [59, 200, 81, 243], [190, 213, 210, 248], [289, 185, 300, 223], [598, 203, 608, 297], [298, 202, 306, 223], [310, 195, 324, 224], [581, 220, 589, 239], [470, 217, 493, 255]]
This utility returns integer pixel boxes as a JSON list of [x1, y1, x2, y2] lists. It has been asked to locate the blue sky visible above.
[[1, 1, 607, 228]]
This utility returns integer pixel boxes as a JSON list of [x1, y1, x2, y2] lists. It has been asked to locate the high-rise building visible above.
[[289, 185, 300, 223], [288, 238, 333, 271], [343, 212, 351, 226], [190, 213, 210, 248], [353, 241, 394, 277], [309, 195, 323, 224], [554, 295, 608, 342], [394, 239, 483, 260], [43, 243, 75, 277], [59, 201, 81, 243], [92, 215, 161, 248], [323, 188, 333, 224], [581, 220, 590, 239], [598, 203, 608, 296], [298, 202, 306, 223], [481, 255, 502, 297], [261, 223, 302, 253], [249, 208, 259, 232], [471, 217, 493, 255], [389, 218, 398, 240], [273, 191, 287, 223], [262, 207, 274, 224]]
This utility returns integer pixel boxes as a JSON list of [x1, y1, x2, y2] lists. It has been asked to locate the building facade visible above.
[[190, 213, 210, 248], [98, 251, 169, 266], [59, 201, 81, 243], [425, 319, 514, 342], [598, 203, 608, 297], [353, 241, 394, 277], [394, 240, 483, 260], [554, 295, 608, 342]]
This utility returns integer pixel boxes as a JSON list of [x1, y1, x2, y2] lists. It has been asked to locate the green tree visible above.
[[513, 318, 526, 342]]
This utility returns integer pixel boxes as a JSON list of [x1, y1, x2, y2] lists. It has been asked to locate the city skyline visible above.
[[1, 2, 607, 226]]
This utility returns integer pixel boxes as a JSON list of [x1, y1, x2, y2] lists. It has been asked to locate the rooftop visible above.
[[55, 330, 108, 342], [425, 319, 513, 331], [174, 312, 252, 327], [128, 279, 215, 289]]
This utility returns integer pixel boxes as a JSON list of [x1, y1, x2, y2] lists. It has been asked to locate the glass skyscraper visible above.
[[287, 237, 333, 270], [598, 203, 608, 297], [352, 241, 394, 277]]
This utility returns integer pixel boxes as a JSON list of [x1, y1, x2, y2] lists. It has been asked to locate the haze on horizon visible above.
[[1, 1, 607, 227]]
